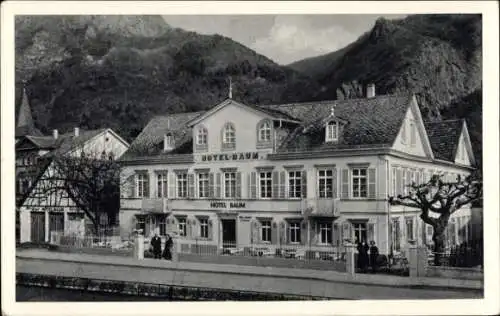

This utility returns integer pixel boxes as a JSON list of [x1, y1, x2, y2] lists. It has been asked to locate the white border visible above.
[[2, 1, 499, 315]]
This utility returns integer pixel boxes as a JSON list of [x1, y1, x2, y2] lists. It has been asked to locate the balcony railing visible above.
[[301, 198, 340, 217], [141, 198, 169, 213]]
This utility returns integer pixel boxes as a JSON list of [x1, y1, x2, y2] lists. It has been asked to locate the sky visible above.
[[162, 15, 407, 65]]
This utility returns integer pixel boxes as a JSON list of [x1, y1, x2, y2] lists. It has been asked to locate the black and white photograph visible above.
[[2, 1, 499, 315]]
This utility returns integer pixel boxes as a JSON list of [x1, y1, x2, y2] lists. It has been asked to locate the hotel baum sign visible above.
[[197, 151, 266, 162]]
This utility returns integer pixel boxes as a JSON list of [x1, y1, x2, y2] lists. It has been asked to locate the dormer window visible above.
[[164, 133, 174, 151], [326, 121, 339, 142], [222, 122, 236, 150], [197, 127, 208, 146], [258, 120, 272, 142]]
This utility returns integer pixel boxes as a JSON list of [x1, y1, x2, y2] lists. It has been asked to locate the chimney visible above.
[[366, 83, 376, 98], [74, 127, 80, 137], [53, 129, 58, 140], [164, 134, 171, 151]]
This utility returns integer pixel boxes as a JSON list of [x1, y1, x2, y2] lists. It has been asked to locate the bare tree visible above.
[[388, 174, 482, 265], [31, 149, 121, 235]]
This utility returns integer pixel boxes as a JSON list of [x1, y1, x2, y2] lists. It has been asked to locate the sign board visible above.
[[209, 201, 246, 209], [197, 152, 266, 163]]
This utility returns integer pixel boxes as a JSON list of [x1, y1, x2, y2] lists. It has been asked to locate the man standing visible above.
[[369, 240, 379, 273], [151, 233, 162, 259]]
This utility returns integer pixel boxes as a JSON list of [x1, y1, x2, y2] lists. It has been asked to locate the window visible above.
[[319, 222, 332, 244], [261, 220, 271, 242], [136, 216, 146, 233], [353, 222, 367, 243], [199, 218, 209, 238], [176, 173, 187, 198], [258, 121, 272, 142], [137, 173, 149, 198], [224, 172, 236, 198], [197, 173, 209, 198], [223, 123, 236, 145], [326, 121, 339, 142], [406, 217, 414, 241], [401, 168, 407, 195], [178, 217, 187, 237], [318, 169, 334, 198], [392, 219, 401, 251], [288, 171, 302, 198], [289, 222, 301, 243], [410, 120, 416, 146], [157, 173, 168, 198], [259, 172, 272, 198], [197, 127, 208, 146], [352, 168, 367, 198], [164, 133, 174, 150], [158, 216, 166, 236]]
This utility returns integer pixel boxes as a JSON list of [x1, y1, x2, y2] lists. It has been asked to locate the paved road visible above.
[[16, 249, 483, 300]]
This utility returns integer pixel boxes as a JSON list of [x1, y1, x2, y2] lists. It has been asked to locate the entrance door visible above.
[[221, 219, 236, 247], [31, 212, 46, 243], [49, 212, 64, 242]]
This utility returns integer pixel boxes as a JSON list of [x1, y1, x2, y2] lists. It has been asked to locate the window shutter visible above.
[[301, 171, 307, 198], [279, 221, 287, 244], [279, 171, 286, 199], [144, 174, 150, 198], [236, 172, 242, 198], [168, 173, 176, 199], [368, 223, 375, 243], [207, 219, 213, 241], [396, 169, 402, 196], [271, 221, 278, 244], [300, 221, 307, 245], [250, 172, 257, 199], [333, 224, 340, 247], [368, 168, 376, 199], [342, 222, 352, 243], [332, 168, 338, 198], [310, 221, 318, 245], [251, 220, 260, 244], [187, 174, 195, 198], [272, 171, 279, 198], [341, 169, 349, 199], [215, 173, 221, 198], [401, 120, 407, 143], [209, 173, 215, 198], [126, 175, 135, 198], [187, 219, 193, 238]]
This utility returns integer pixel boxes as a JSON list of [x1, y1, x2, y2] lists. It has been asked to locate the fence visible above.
[[166, 239, 348, 272], [427, 241, 483, 268]]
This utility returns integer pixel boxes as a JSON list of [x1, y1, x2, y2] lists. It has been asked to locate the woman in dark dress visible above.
[[162, 234, 173, 260], [357, 239, 369, 273], [369, 241, 379, 273]]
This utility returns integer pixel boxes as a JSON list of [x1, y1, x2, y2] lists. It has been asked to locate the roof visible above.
[[48, 129, 108, 157], [120, 112, 205, 161], [15, 85, 43, 138], [266, 93, 414, 152], [424, 119, 464, 162], [122, 93, 414, 159]]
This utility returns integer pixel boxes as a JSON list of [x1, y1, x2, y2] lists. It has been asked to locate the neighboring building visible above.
[[18, 128, 129, 244], [15, 87, 43, 143], [119, 85, 478, 256]]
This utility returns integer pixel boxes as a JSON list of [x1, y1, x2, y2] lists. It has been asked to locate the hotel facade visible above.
[[119, 86, 478, 256]]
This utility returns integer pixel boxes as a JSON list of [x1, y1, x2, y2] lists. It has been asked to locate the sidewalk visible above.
[[16, 248, 483, 291]]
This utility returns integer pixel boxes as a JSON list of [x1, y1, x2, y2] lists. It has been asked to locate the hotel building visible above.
[[119, 85, 478, 255]]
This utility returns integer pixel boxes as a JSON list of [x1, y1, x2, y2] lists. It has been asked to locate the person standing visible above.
[[163, 234, 173, 260], [369, 240, 379, 273], [151, 233, 162, 259], [357, 239, 369, 273]]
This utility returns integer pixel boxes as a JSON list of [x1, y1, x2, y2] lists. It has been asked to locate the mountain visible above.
[[15, 16, 320, 141], [289, 14, 482, 165]]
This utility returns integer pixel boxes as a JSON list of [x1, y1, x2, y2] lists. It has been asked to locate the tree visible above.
[[388, 174, 482, 265], [32, 149, 121, 235]]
